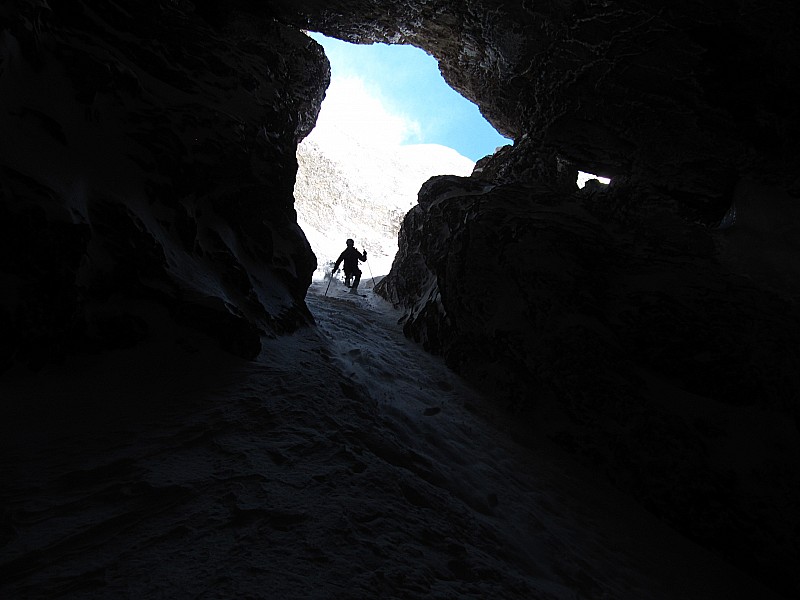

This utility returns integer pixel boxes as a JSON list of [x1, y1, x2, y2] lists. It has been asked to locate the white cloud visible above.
[[309, 76, 422, 151]]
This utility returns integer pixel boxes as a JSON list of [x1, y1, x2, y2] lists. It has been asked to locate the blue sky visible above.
[[308, 33, 512, 162]]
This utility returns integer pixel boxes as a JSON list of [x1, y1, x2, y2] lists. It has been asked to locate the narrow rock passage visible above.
[[0, 283, 780, 599]]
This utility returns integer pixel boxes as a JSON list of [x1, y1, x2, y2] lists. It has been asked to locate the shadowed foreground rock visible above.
[[376, 156, 800, 595], [1, 1, 326, 367]]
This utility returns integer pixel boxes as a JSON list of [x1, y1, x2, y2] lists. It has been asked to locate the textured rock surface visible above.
[[377, 163, 800, 595], [1, 0, 327, 366], [265, 0, 800, 222]]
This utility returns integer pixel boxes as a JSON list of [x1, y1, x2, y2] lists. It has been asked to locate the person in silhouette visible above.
[[333, 238, 367, 294]]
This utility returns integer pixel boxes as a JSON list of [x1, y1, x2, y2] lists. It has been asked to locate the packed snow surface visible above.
[[0, 283, 779, 599]]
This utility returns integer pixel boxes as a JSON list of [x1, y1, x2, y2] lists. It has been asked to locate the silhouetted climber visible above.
[[333, 238, 367, 294]]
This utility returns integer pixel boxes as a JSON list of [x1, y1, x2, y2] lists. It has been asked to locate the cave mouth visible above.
[[294, 33, 511, 281], [303, 32, 511, 162]]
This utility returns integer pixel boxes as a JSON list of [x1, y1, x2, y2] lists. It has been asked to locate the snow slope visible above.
[[0, 284, 781, 599], [295, 121, 476, 280]]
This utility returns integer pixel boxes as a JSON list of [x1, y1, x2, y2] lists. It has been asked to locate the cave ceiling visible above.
[[223, 0, 800, 218]]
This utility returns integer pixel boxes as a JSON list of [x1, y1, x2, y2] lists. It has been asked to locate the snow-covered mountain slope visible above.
[[295, 128, 476, 279]]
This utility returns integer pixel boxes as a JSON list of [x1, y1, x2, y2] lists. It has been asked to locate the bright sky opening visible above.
[[307, 32, 511, 162], [577, 172, 611, 188]]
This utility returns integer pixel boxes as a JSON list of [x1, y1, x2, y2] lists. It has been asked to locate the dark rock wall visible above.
[[1, 0, 328, 366], [377, 166, 800, 596]]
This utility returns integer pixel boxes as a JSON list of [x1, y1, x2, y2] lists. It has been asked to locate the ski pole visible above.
[[365, 250, 375, 288], [324, 265, 335, 297]]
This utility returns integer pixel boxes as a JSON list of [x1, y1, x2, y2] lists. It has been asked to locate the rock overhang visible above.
[[254, 0, 800, 220]]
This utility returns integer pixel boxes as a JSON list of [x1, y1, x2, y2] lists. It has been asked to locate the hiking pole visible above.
[[324, 265, 335, 297], [365, 250, 375, 289]]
